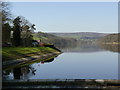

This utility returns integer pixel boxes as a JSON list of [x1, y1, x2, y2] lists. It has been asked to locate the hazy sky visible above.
[[11, 2, 118, 33]]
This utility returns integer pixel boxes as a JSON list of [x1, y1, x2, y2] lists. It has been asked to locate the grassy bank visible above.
[[2, 47, 61, 61]]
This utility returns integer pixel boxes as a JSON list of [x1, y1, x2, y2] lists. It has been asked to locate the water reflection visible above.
[[3, 41, 119, 80], [98, 44, 120, 53], [13, 67, 22, 79], [57, 40, 120, 53], [41, 58, 54, 63], [58, 41, 104, 53], [3, 58, 55, 80], [3, 65, 36, 80]]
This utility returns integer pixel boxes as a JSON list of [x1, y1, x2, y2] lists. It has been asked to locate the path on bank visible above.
[[3, 47, 62, 70]]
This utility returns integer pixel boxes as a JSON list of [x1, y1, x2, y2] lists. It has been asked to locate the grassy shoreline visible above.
[[2, 47, 62, 70], [3, 47, 61, 61]]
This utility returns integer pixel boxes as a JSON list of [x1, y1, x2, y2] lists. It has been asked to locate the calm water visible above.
[[3, 43, 119, 80]]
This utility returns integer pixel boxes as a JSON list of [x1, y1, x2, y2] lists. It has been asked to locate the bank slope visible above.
[[3, 47, 62, 70]]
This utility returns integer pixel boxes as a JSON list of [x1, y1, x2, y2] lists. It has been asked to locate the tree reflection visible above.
[[98, 44, 120, 53], [13, 67, 22, 79], [59, 40, 103, 52], [6, 65, 36, 79], [41, 58, 54, 63], [3, 57, 56, 80]]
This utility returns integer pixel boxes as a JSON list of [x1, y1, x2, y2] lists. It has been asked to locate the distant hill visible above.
[[99, 33, 120, 44], [97, 33, 120, 53], [33, 32, 78, 48], [49, 32, 108, 40], [33, 32, 109, 48]]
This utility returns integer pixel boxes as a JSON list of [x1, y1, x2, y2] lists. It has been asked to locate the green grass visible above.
[[33, 37, 40, 40], [2, 47, 58, 61]]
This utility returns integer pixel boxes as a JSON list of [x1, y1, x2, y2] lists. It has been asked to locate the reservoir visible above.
[[3, 43, 119, 80]]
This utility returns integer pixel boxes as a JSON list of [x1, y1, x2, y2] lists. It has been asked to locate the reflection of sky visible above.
[[3, 51, 118, 80], [3, 72, 14, 80], [30, 51, 118, 79]]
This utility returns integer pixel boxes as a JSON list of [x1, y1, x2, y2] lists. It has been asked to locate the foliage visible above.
[[2, 23, 11, 43], [33, 32, 78, 48], [20, 16, 36, 46], [1, 2, 35, 47], [1, 2, 12, 45], [12, 17, 21, 46], [50, 32, 107, 40], [99, 33, 120, 44], [1, 2, 12, 23]]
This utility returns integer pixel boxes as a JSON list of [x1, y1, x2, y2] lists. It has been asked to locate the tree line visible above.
[[98, 33, 120, 44], [34, 32, 78, 48], [1, 2, 36, 47]]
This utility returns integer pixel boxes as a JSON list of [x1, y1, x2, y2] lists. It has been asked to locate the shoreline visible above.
[[3, 47, 62, 70], [102, 42, 120, 45]]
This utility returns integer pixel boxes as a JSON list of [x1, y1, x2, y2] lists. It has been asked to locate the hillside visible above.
[[33, 32, 109, 49], [49, 32, 107, 40], [99, 33, 120, 44], [33, 32, 78, 48]]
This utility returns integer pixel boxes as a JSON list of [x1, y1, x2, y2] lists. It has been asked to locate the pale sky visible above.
[[10, 2, 118, 33]]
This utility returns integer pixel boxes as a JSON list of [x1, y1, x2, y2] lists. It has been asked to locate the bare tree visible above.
[[1, 1, 12, 23]]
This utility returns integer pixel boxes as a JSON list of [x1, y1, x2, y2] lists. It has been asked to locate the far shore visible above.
[[102, 42, 120, 45]]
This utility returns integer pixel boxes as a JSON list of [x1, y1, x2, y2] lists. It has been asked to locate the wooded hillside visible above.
[[50, 32, 107, 40], [99, 33, 120, 44], [33, 32, 78, 48]]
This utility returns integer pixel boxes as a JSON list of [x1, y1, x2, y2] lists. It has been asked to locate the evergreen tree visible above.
[[13, 17, 21, 46], [2, 23, 11, 44]]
